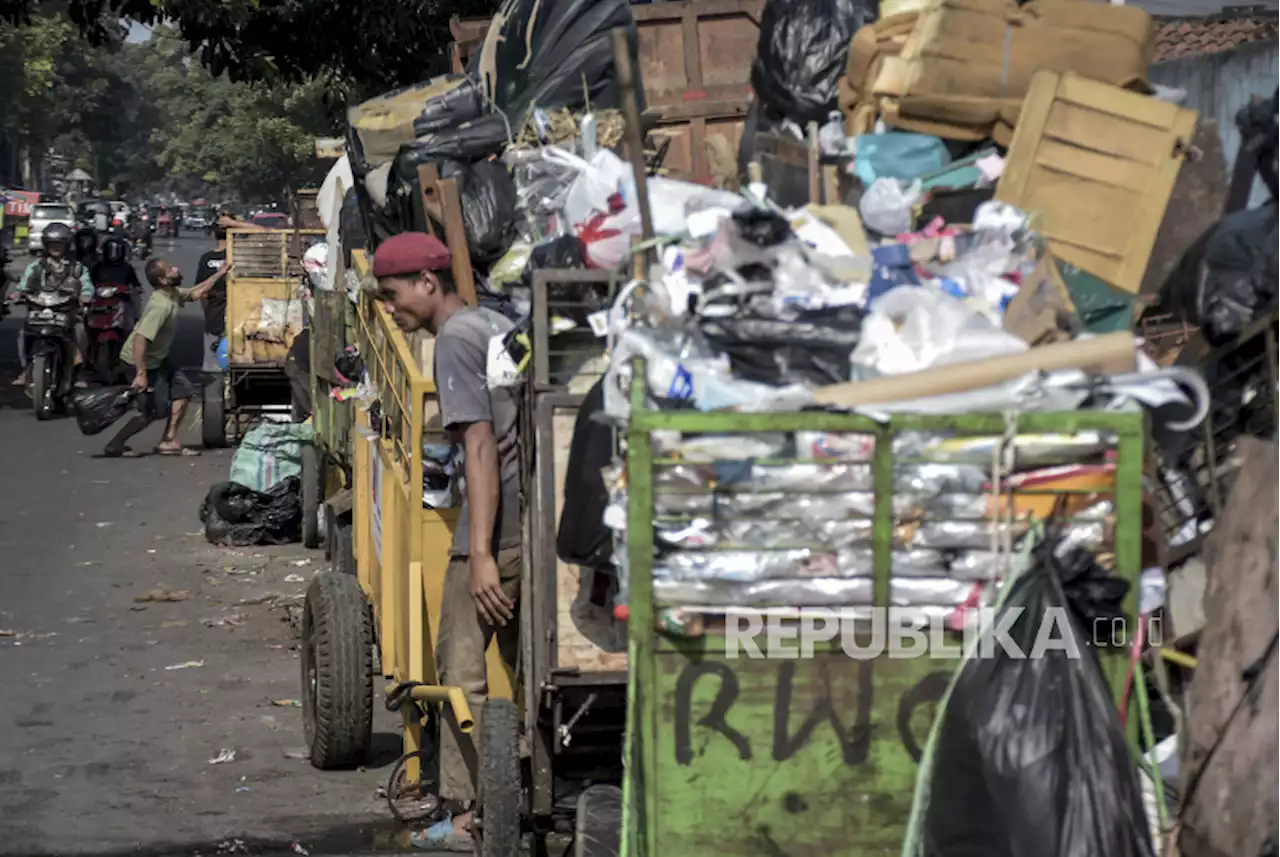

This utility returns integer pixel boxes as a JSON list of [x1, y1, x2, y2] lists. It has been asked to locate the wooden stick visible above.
[[807, 120, 821, 204], [416, 163, 476, 306], [610, 28, 655, 261]]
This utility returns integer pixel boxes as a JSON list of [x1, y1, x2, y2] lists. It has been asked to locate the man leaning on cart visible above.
[[371, 231, 523, 852]]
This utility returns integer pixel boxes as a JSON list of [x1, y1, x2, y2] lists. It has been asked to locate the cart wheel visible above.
[[330, 517, 356, 577], [476, 699, 521, 857], [301, 443, 322, 549], [201, 375, 226, 449], [301, 571, 373, 769], [573, 785, 622, 857]]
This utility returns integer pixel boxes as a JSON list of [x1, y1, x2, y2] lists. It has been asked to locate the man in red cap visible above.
[[373, 231, 522, 851]]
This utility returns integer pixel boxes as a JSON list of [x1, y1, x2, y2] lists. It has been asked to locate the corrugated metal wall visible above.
[[1149, 41, 1279, 205]]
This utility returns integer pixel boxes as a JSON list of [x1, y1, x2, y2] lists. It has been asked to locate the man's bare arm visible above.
[[462, 420, 500, 559]]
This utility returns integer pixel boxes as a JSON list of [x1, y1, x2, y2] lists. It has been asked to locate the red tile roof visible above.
[[1154, 13, 1279, 61]]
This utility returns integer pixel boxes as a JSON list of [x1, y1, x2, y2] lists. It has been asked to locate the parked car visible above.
[[250, 212, 291, 229], [27, 203, 76, 254]]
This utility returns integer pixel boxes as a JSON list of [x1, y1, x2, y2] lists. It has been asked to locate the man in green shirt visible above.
[[103, 256, 227, 457]]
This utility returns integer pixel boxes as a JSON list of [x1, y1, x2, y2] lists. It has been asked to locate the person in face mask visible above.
[[102, 256, 227, 458]]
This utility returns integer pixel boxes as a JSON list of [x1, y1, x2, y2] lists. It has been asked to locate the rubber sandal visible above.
[[102, 446, 140, 459], [409, 816, 475, 852], [155, 446, 201, 457]]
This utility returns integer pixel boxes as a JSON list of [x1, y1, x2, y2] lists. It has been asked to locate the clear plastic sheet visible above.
[[795, 431, 876, 461], [908, 520, 1106, 551], [651, 431, 792, 461], [653, 490, 917, 520], [906, 432, 1112, 467], [654, 462, 875, 493], [653, 576, 978, 607], [655, 517, 874, 549]]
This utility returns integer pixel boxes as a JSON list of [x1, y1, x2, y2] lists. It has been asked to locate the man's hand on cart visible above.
[[469, 553, 514, 626]]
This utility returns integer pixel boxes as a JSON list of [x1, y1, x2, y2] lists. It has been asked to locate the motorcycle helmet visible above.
[[41, 222, 73, 253], [102, 237, 128, 265], [73, 227, 98, 259]]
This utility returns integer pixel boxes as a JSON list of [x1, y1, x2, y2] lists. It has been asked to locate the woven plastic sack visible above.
[[229, 422, 316, 493]]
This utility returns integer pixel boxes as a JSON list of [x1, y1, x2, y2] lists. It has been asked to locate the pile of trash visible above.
[[200, 423, 317, 547]]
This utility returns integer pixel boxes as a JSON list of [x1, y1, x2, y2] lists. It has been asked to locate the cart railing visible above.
[[1153, 312, 1278, 566]]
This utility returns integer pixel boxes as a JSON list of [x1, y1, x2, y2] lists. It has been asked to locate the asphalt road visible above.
[[0, 235, 412, 857]]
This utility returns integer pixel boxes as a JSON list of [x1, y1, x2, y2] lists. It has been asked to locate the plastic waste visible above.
[[903, 530, 1152, 857], [437, 159, 518, 266], [200, 478, 304, 547], [751, 0, 878, 124], [1195, 203, 1278, 347], [557, 378, 615, 569], [70, 386, 135, 436], [476, 0, 642, 128], [853, 132, 951, 185], [859, 177, 924, 236], [850, 287, 1027, 377]]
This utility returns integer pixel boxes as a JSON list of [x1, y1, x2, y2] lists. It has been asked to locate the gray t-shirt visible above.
[[434, 306, 522, 556]]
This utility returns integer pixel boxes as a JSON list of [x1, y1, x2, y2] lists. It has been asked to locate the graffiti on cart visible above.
[[672, 660, 875, 766]]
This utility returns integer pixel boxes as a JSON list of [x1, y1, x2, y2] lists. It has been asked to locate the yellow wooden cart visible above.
[[202, 227, 325, 448]]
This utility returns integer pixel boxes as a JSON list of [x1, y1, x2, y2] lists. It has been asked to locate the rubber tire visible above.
[[201, 375, 226, 449], [573, 785, 622, 857], [301, 443, 322, 549], [31, 353, 52, 421], [302, 571, 374, 769], [330, 517, 356, 577], [477, 699, 522, 857]]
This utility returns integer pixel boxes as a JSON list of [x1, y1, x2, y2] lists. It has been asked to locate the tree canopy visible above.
[[0, 17, 342, 201], [1, 0, 495, 94]]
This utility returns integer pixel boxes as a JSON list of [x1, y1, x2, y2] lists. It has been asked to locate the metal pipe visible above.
[[386, 683, 475, 733]]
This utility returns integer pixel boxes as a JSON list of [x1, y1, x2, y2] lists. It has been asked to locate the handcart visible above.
[[620, 387, 1149, 856], [202, 226, 325, 447]]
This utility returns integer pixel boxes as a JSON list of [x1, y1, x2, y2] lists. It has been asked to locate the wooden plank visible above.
[[416, 163, 476, 306], [1179, 438, 1278, 857], [997, 71, 1198, 294]]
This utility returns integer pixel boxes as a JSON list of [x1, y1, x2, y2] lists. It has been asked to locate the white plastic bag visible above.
[[552, 147, 632, 228], [859, 177, 923, 236], [851, 286, 1026, 376]]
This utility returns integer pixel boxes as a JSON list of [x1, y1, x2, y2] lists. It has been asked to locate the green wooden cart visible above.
[[620, 380, 1147, 857]]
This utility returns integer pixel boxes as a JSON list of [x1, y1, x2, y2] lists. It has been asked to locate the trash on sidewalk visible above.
[[270, 699, 303, 708], [282, 747, 311, 760], [228, 422, 316, 493], [208, 748, 237, 765], [284, 574, 306, 583], [202, 612, 245, 628], [200, 478, 304, 547], [164, 660, 205, 671], [134, 588, 192, 603]]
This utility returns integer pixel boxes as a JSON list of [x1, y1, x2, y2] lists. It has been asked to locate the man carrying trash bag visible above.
[[371, 231, 523, 852], [96, 257, 225, 457]]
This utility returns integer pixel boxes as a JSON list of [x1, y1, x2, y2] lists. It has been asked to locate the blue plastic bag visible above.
[[854, 132, 951, 185], [216, 337, 229, 371]]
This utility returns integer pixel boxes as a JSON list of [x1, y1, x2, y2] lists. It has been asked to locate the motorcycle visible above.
[[20, 287, 80, 420], [85, 282, 133, 385]]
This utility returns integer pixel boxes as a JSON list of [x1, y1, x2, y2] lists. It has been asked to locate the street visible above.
[[0, 235, 409, 857]]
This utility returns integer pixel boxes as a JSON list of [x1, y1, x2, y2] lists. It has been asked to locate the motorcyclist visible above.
[[8, 223, 93, 387], [73, 226, 100, 268], [90, 236, 143, 325]]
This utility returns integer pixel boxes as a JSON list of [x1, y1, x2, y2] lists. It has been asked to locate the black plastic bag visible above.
[[913, 532, 1152, 857], [199, 478, 303, 546], [701, 304, 864, 387], [70, 386, 135, 435], [751, 0, 876, 124], [557, 378, 614, 570], [520, 235, 607, 325], [410, 74, 484, 138], [732, 207, 794, 247], [477, 0, 642, 124], [439, 158, 519, 266], [1196, 203, 1278, 347]]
